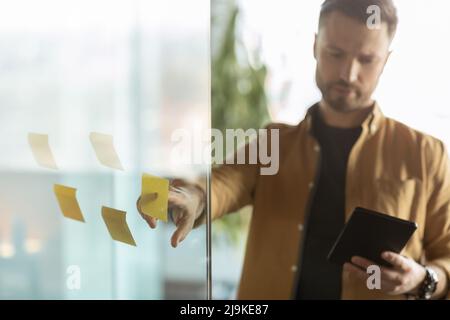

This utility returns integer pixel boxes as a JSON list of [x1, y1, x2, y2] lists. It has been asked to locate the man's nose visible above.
[[339, 59, 359, 83]]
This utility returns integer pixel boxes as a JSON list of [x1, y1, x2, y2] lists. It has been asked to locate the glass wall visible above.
[[0, 0, 210, 299]]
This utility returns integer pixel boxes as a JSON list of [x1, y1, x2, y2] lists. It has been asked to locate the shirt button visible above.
[[308, 182, 314, 189], [314, 144, 320, 152], [291, 265, 298, 272], [298, 224, 304, 231]]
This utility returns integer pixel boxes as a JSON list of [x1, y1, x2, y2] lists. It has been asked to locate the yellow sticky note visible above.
[[141, 173, 169, 222], [101, 206, 136, 246], [28, 133, 58, 169], [54, 184, 85, 222], [89, 132, 124, 170]]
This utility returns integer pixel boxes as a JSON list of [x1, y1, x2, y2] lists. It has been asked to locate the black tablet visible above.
[[327, 207, 417, 267]]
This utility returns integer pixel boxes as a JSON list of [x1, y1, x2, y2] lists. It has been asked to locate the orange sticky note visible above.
[[101, 206, 136, 246], [54, 184, 85, 222], [141, 173, 169, 222]]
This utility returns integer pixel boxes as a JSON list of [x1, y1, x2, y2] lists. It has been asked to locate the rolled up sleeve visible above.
[[193, 137, 260, 228]]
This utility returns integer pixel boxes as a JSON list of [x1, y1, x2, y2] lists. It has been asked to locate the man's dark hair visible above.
[[319, 0, 398, 39]]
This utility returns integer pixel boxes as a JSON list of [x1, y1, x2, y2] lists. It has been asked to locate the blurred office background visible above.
[[237, 0, 450, 142], [1, 0, 450, 300]]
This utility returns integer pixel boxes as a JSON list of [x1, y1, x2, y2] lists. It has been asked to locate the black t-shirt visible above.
[[295, 106, 362, 300]]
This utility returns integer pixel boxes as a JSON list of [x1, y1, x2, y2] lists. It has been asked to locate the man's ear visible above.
[[313, 33, 318, 60]]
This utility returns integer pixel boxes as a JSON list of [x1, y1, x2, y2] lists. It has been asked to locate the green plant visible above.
[[211, 3, 270, 246]]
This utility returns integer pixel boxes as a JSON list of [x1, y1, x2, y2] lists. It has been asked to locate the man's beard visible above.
[[316, 70, 365, 113]]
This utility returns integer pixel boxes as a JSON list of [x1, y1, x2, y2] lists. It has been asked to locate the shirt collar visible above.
[[304, 101, 384, 136]]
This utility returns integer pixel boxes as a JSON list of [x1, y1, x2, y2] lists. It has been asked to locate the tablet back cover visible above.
[[327, 207, 417, 267]]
